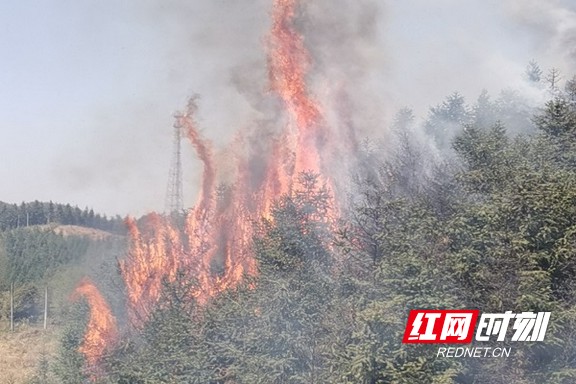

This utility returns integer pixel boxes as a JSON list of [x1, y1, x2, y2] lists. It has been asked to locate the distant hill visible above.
[[0, 200, 126, 234]]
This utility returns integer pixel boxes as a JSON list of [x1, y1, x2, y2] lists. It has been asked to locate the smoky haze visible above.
[[0, 0, 574, 217]]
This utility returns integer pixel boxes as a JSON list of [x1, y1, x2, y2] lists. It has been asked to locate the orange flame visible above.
[[177, 97, 216, 217], [268, 0, 329, 178], [79, 1, 349, 373], [120, 214, 183, 325], [118, 0, 339, 324], [72, 278, 118, 374]]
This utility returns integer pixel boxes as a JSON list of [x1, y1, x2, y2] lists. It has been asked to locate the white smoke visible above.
[[5, 0, 575, 216]]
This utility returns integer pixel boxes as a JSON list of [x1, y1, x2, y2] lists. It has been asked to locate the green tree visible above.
[[336, 149, 462, 383], [452, 122, 515, 194], [425, 92, 471, 150], [105, 277, 211, 383], [52, 302, 89, 384]]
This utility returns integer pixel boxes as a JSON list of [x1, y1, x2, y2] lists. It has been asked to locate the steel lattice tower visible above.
[[165, 118, 183, 215]]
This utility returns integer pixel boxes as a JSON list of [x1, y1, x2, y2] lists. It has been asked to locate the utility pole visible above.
[[10, 282, 14, 332], [43, 286, 48, 330]]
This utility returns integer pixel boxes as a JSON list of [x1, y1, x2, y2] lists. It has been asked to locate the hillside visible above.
[[34, 90, 575, 383], [0, 212, 127, 384], [0, 323, 60, 384], [4, 99, 576, 382]]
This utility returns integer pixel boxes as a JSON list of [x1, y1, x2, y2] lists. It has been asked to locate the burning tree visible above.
[[72, 0, 353, 377]]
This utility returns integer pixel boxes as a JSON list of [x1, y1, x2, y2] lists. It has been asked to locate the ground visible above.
[[0, 322, 59, 384]]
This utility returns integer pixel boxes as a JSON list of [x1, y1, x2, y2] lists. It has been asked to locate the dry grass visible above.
[[39, 224, 115, 240], [0, 321, 60, 384]]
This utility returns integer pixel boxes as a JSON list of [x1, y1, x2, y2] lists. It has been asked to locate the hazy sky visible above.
[[1, 0, 574, 216]]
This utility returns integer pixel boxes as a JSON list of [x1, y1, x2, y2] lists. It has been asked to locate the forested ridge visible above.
[[0, 200, 126, 234], [2, 66, 574, 383], [30, 66, 576, 383]]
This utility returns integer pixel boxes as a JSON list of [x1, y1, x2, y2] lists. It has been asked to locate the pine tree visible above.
[[425, 92, 471, 150], [525, 60, 543, 83]]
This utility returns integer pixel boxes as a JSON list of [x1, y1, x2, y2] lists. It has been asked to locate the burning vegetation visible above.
[[71, 278, 118, 375], [55, 1, 576, 383], [73, 0, 346, 373]]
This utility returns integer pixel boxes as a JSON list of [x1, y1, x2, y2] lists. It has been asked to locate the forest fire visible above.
[[119, 0, 338, 322], [268, 0, 328, 176], [76, 0, 346, 375], [120, 214, 183, 325]]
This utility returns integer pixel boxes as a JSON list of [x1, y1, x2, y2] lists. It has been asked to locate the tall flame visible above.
[[78, 0, 350, 375], [120, 214, 183, 325], [268, 0, 326, 176], [177, 97, 216, 217], [119, 0, 336, 324], [72, 278, 118, 373]]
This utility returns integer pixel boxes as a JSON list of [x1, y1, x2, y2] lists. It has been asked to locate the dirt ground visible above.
[[0, 322, 59, 384]]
